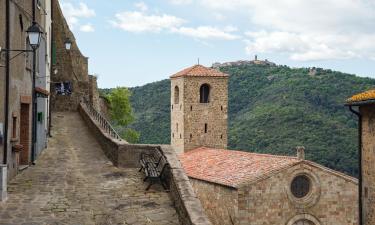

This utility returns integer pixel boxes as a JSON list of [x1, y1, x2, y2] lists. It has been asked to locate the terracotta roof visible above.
[[347, 89, 375, 104], [170, 65, 229, 78], [35, 87, 50, 96], [179, 147, 300, 188]]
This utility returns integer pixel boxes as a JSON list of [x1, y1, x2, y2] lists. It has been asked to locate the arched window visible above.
[[174, 86, 179, 104], [200, 84, 210, 103]]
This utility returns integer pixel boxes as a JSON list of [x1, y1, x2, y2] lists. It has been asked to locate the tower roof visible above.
[[170, 65, 229, 78], [347, 89, 375, 105]]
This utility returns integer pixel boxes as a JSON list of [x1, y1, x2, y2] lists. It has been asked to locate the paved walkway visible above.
[[0, 112, 179, 225]]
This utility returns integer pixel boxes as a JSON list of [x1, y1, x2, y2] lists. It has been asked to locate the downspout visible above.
[[48, 0, 53, 137], [31, 0, 37, 164], [3, 0, 10, 165], [349, 106, 363, 225]]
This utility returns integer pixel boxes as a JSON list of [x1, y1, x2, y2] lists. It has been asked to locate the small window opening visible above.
[[172, 133, 174, 138], [180, 134, 182, 139], [174, 86, 179, 104], [190, 134, 193, 139], [200, 84, 210, 103], [204, 123, 208, 133], [172, 105, 173, 110], [190, 105, 193, 111], [176, 123, 179, 132], [19, 14, 24, 31], [220, 134, 223, 139], [221, 105, 223, 111]]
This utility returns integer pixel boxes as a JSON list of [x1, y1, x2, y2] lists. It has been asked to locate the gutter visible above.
[[3, 0, 10, 165], [348, 106, 363, 225], [48, 0, 53, 137]]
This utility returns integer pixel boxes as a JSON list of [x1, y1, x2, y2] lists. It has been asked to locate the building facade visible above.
[[0, 0, 52, 201], [170, 65, 228, 154], [180, 148, 358, 225], [173, 64, 359, 224]]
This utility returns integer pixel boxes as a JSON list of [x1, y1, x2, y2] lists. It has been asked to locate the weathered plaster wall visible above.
[[171, 76, 228, 153], [360, 105, 375, 225], [0, 0, 48, 179]]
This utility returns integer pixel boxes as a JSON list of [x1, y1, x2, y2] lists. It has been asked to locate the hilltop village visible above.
[[0, 0, 375, 225]]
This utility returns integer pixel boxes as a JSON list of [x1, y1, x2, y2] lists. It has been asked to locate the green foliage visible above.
[[107, 64, 375, 177], [121, 128, 140, 144], [106, 87, 140, 143], [107, 87, 134, 126]]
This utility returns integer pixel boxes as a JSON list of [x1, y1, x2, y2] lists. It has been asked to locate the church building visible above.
[[171, 65, 358, 225]]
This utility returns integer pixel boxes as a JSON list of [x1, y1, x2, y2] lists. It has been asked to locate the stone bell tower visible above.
[[170, 65, 228, 154]]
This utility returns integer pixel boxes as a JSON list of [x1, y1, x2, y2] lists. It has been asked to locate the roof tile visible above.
[[179, 147, 300, 188], [170, 65, 228, 78]]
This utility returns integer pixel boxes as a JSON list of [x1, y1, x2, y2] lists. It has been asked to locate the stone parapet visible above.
[[78, 103, 212, 225]]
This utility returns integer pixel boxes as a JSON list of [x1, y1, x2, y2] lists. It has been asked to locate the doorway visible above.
[[20, 103, 30, 165]]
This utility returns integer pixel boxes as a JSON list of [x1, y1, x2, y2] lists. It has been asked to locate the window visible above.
[[204, 123, 208, 133], [200, 84, 210, 103], [190, 105, 193, 111], [291, 175, 311, 198], [176, 123, 178, 132], [174, 86, 179, 104]]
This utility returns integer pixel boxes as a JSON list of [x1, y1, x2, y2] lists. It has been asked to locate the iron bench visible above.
[[139, 148, 163, 172]]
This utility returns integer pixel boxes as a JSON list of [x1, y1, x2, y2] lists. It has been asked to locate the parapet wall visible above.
[[78, 103, 212, 225]]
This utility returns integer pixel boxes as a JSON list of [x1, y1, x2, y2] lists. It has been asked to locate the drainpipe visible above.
[[3, 0, 10, 165], [31, 0, 37, 164], [349, 106, 363, 225], [48, 0, 53, 138]]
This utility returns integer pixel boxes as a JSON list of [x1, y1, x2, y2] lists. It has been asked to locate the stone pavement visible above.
[[0, 112, 179, 225]]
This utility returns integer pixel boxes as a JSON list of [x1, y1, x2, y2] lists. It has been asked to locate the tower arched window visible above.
[[174, 86, 179, 104], [200, 84, 210, 103]]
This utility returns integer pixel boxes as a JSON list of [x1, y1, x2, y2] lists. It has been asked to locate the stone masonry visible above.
[[360, 105, 375, 225], [170, 65, 228, 154], [189, 161, 358, 225]]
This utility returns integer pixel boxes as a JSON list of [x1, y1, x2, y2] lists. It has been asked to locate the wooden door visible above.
[[20, 103, 30, 165]]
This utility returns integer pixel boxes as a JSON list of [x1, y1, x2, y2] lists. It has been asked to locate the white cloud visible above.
[[200, 0, 375, 61], [134, 2, 148, 11], [168, 0, 193, 5], [80, 24, 95, 32], [111, 11, 185, 33], [61, 2, 95, 30], [173, 26, 240, 40]]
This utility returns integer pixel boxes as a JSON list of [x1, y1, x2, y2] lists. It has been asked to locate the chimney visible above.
[[296, 146, 305, 160]]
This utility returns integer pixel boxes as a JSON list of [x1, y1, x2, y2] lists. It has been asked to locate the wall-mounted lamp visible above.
[[64, 38, 72, 50]]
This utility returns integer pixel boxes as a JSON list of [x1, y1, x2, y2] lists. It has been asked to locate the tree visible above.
[[107, 87, 140, 143]]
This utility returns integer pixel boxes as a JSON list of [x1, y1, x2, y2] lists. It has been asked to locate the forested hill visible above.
[[125, 64, 375, 177]]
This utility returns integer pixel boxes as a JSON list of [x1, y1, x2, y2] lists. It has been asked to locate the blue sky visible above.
[[60, 0, 375, 88]]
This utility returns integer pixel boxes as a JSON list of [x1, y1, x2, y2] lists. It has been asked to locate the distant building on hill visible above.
[[170, 64, 358, 225], [212, 55, 276, 68]]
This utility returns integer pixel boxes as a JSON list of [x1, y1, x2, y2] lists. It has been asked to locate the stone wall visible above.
[[360, 105, 375, 225], [88, 75, 100, 110], [78, 103, 212, 225], [51, 0, 90, 111], [171, 76, 228, 153], [189, 179, 238, 225]]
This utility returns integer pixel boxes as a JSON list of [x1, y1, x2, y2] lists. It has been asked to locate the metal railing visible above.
[[81, 100, 122, 140]]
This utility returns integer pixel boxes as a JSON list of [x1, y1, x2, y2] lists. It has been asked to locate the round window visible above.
[[291, 175, 311, 198]]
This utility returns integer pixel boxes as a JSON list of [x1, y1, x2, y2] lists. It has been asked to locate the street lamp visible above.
[[26, 22, 43, 50], [64, 38, 72, 50]]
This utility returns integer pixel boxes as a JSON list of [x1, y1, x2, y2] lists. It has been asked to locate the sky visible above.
[[60, 0, 375, 88]]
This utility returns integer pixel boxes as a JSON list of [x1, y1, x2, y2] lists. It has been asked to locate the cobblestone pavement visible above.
[[0, 112, 179, 225]]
